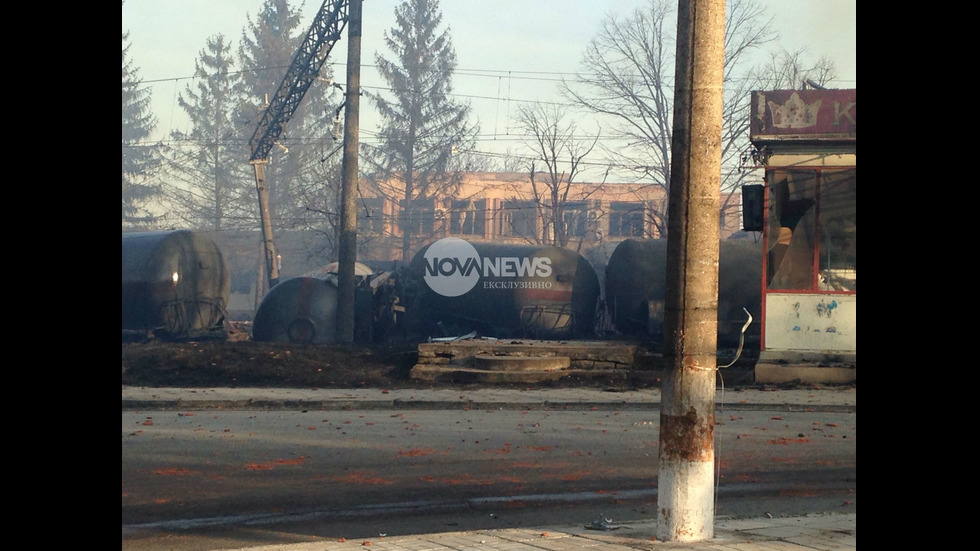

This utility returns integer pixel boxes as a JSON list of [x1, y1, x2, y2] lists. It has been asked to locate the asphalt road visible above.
[[122, 396, 856, 551]]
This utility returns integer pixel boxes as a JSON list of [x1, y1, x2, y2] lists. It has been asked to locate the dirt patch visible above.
[[121, 338, 426, 389], [121, 322, 766, 390]]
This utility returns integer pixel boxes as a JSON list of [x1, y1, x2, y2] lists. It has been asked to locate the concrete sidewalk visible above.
[[207, 513, 856, 551]]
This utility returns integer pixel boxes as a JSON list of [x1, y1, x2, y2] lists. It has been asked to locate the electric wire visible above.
[[714, 307, 753, 516]]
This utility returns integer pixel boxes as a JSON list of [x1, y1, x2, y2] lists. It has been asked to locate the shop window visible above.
[[767, 170, 816, 290], [765, 168, 855, 292], [817, 170, 856, 291]]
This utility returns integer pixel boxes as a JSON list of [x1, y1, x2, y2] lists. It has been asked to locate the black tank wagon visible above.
[[406, 239, 601, 339], [251, 262, 384, 344], [251, 276, 340, 344], [121, 230, 230, 339], [605, 238, 762, 347]]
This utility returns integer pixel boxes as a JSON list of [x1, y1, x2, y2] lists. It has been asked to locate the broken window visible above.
[[450, 199, 486, 236], [609, 202, 645, 237], [500, 200, 537, 238], [766, 168, 855, 292], [562, 201, 588, 237]]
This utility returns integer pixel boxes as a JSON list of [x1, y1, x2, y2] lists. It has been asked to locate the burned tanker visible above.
[[251, 262, 384, 344], [121, 230, 230, 339], [406, 238, 600, 339], [605, 238, 762, 347]]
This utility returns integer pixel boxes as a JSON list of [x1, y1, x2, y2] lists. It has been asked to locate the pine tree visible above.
[[164, 34, 253, 232], [122, 28, 161, 226], [365, 0, 478, 262], [236, 0, 341, 244]]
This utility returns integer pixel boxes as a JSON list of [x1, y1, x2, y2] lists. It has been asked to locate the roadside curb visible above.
[[121, 397, 855, 413]]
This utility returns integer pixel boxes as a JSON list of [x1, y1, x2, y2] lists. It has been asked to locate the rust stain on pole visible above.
[[659, 408, 714, 462]]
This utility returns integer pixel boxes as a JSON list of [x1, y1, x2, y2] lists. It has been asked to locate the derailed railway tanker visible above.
[[121, 230, 230, 339], [605, 238, 762, 347], [405, 238, 601, 339], [238, 236, 761, 348], [251, 262, 383, 344]]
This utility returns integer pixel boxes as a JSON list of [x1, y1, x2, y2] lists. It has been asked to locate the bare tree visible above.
[[752, 47, 839, 90], [513, 103, 600, 248], [292, 142, 345, 266], [561, 0, 776, 237], [498, 150, 530, 173]]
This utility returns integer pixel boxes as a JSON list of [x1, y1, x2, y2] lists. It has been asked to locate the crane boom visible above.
[[248, 0, 350, 293], [249, 0, 350, 162]]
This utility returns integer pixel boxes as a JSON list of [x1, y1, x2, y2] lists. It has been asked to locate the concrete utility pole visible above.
[[337, 0, 362, 343], [251, 161, 280, 293], [657, 0, 725, 542]]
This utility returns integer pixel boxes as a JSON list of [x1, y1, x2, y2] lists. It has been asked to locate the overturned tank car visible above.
[[251, 262, 394, 344]]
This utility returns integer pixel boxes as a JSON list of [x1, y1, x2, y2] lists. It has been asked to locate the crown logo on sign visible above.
[[768, 92, 821, 129]]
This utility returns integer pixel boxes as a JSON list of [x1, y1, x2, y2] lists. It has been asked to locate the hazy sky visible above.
[[123, 0, 856, 177]]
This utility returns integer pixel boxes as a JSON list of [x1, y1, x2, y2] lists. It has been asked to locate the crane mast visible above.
[[249, 0, 350, 292]]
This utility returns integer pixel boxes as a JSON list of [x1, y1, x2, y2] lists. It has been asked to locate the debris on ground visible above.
[[586, 514, 627, 531]]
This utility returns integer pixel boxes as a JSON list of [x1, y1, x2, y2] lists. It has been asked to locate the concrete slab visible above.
[[409, 364, 571, 383], [473, 354, 571, 372]]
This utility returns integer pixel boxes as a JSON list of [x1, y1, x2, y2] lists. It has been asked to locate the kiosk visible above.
[[744, 89, 855, 382]]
